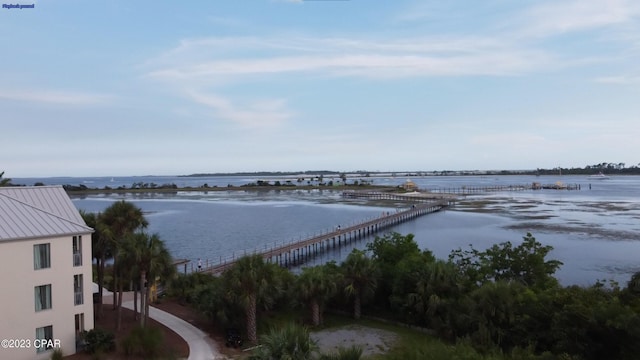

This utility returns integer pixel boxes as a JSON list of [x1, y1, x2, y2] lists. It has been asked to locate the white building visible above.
[[0, 186, 94, 359]]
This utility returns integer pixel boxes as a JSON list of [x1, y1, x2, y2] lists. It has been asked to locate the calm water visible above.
[[14, 175, 640, 286]]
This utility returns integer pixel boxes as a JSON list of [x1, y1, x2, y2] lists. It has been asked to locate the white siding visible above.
[[0, 186, 94, 360]]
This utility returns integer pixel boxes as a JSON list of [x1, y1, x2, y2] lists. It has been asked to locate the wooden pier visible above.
[[346, 183, 580, 196], [341, 190, 456, 201], [201, 199, 451, 275]]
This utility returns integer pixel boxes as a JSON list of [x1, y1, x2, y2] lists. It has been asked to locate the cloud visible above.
[[391, 2, 467, 24], [594, 74, 640, 84], [186, 90, 293, 129], [515, 0, 640, 37], [0, 89, 113, 106], [206, 16, 247, 27], [470, 133, 547, 147], [145, 35, 554, 82]]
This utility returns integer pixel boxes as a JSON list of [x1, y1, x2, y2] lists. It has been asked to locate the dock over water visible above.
[[186, 182, 581, 275], [201, 198, 452, 275]]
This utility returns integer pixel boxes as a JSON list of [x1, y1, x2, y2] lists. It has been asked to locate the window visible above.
[[73, 236, 82, 266], [35, 284, 52, 311], [34, 243, 51, 270], [75, 313, 85, 352], [35, 325, 53, 353], [74, 274, 83, 305], [74, 313, 85, 334]]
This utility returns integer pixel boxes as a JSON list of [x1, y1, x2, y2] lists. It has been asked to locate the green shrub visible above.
[[49, 348, 63, 360], [81, 328, 115, 354], [121, 326, 164, 359], [91, 351, 105, 360], [319, 345, 363, 360]]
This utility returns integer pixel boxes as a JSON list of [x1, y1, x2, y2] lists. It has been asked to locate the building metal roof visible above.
[[0, 185, 93, 242]]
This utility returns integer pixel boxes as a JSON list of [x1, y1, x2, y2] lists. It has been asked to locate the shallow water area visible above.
[[72, 190, 390, 265], [18, 174, 634, 287]]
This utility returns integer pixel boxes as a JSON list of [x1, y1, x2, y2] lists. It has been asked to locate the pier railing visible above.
[[342, 184, 580, 198], [179, 183, 582, 274], [197, 199, 451, 274], [418, 183, 579, 195]]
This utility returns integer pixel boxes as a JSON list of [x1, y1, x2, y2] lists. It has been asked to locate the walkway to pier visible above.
[[423, 183, 580, 194], [341, 190, 457, 201], [201, 199, 451, 275]]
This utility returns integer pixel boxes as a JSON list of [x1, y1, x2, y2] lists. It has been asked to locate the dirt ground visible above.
[[153, 299, 400, 359], [64, 304, 189, 359], [74, 296, 398, 359], [311, 324, 398, 357]]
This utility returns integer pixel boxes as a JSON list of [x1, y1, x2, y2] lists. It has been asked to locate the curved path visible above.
[[121, 299, 226, 360], [102, 289, 227, 360]]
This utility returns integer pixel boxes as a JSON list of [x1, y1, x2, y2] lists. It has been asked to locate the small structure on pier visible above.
[[402, 179, 418, 191]]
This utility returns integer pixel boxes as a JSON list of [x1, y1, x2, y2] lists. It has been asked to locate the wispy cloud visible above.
[[146, 35, 554, 82], [513, 0, 640, 37], [391, 2, 460, 24], [142, 33, 558, 131], [470, 133, 547, 147], [186, 90, 293, 129], [206, 16, 247, 27], [595, 74, 640, 84], [0, 89, 113, 105]]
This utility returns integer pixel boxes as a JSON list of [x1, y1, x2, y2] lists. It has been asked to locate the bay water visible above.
[[13, 174, 640, 286]]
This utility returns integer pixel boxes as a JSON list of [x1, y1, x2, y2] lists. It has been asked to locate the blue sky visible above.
[[2, 0, 639, 177]]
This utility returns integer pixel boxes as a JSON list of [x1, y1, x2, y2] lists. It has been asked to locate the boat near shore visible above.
[[588, 172, 610, 180]]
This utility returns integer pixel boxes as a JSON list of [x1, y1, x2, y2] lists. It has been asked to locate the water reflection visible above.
[[70, 178, 640, 287]]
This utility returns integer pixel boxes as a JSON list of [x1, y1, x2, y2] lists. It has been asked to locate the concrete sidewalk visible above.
[[117, 296, 227, 360], [102, 292, 227, 360]]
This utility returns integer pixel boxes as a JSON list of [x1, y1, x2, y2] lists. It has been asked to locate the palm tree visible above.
[[223, 254, 283, 343], [125, 232, 174, 327], [408, 260, 463, 337], [469, 281, 523, 349], [100, 201, 148, 329], [297, 265, 339, 326], [116, 235, 140, 321], [0, 171, 11, 186], [341, 249, 378, 320], [627, 271, 640, 296], [79, 210, 112, 319], [250, 322, 318, 360]]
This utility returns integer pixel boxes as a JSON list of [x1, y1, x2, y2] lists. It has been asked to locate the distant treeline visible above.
[[532, 162, 640, 175], [183, 170, 341, 177], [183, 162, 640, 177], [62, 182, 179, 192]]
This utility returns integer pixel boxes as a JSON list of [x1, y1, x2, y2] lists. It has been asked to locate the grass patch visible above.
[[316, 314, 509, 360], [248, 312, 545, 359], [258, 308, 305, 334]]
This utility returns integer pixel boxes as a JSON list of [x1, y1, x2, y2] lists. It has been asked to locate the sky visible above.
[[2, 0, 639, 177]]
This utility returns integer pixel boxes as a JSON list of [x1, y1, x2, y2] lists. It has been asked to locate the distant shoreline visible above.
[[64, 184, 397, 195]]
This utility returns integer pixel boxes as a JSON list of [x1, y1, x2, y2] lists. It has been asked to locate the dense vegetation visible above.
[[168, 232, 640, 359], [533, 162, 640, 175], [80, 201, 175, 330], [0, 171, 11, 186]]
